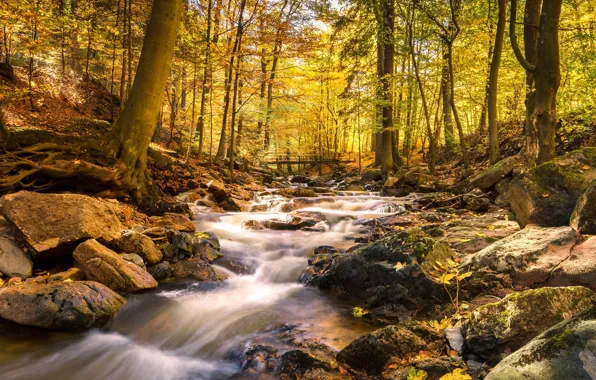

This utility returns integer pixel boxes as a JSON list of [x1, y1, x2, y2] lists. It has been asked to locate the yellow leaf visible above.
[[442, 273, 455, 284], [583, 165, 590, 170], [440, 368, 472, 380]]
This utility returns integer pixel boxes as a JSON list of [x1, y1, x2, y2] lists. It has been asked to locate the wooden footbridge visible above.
[[264, 152, 357, 173]]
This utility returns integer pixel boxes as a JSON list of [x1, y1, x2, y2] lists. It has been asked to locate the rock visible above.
[[191, 236, 223, 262], [337, 320, 444, 375], [0, 237, 32, 278], [0, 281, 125, 330], [509, 147, 596, 227], [361, 169, 383, 183], [346, 184, 365, 191], [417, 174, 435, 191], [149, 212, 195, 232], [546, 236, 596, 290], [147, 261, 174, 281], [290, 175, 310, 184], [495, 177, 512, 194], [468, 156, 522, 191], [73, 239, 158, 292], [171, 256, 220, 281], [278, 188, 317, 198], [462, 193, 492, 212], [466, 226, 579, 287], [0, 191, 122, 257], [280, 350, 335, 379], [113, 231, 163, 265], [207, 180, 228, 202], [384, 176, 399, 187], [446, 327, 464, 354], [261, 216, 318, 231], [242, 220, 265, 230], [463, 286, 595, 360], [0, 62, 16, 82], [120, 253, 146, 269], [570, 181, 596, 234], [485, 307, 596, 380], [47, 267, 84, 283]]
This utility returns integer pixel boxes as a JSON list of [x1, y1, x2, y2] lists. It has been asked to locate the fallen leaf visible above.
[[542, 193, 549, 198]]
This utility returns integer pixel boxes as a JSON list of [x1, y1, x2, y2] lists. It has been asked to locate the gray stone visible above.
[[0, 237, 32, 278]]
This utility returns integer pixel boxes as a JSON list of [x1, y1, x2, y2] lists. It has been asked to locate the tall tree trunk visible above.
[[478, 0, 494, 135], [523, 0, 541, 164], [0, 103, 9, 144], [104, 0, 182, 201], [379, 0, 395, 177], [197, 0, 213, 158], [374, 30, 383, 167], [533, 0, 561, 163], [216, 0, 246, 160], [488, 0, 506, 164]]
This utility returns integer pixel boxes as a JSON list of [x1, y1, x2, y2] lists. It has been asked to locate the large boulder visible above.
[[113, 230, 163, 265], [485, 307, 596, 380], [0, 237, 32, 278], [0, 281, 125, 329], [149, 212, 195, 232], [73, 239, 158, 292], [466, 226, 579, 287], [463, 286, 595, 361], [509, 147, 596, 227], [337, 320, 444, 376], [0, 191, 122, 257], [570, 181, 596, 234], [361, 169, 383, 183]]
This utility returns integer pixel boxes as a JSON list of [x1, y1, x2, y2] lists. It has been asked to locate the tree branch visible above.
[[510, 0, 536, 72]]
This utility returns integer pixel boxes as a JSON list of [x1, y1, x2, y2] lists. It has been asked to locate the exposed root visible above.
[[0, 142, 126, 195]]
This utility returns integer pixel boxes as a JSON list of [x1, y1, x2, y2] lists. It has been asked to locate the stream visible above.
[[0, 190, 410, 380]]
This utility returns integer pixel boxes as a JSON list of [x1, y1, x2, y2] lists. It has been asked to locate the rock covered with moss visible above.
[[509, 147, 596, 227], [485, 306, 596, 380], [463, 286, 595, 361], [337, 319, 445, 376]]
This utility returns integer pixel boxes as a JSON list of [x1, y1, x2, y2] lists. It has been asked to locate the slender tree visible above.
[[487, 0, 506, 164]]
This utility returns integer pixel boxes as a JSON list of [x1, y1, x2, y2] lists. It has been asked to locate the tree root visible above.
[[0, 142, 126, 196]]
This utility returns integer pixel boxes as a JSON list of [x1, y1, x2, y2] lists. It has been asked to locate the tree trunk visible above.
[[0, 102, 9, 144], [523, 0, 541, 164], [488, 0, 506, 164], [533, 0, 561, 163], [442, 47, 455, 155], [197, 0, 213, 158], [104, 0, 182, 201], [379, 0, 395, 177]]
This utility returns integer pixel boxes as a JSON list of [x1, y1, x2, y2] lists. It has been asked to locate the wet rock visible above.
[[73, 239, 158, 292], [262, 216, 318, 231], [337, 320, 444, 375], [361, 169, 383, 183], [463, 286, 595, 361], [467, 156, 522, 191], [0, 281, 125, 330], [242, 220, 265, 231], [485, 306, 596, 380], [191, 236, 222, 262], [194, 231, 220, 251], [119, 253, 146, 270], [346, 184, 365, 191], [147, 261, 174, 282], [149, 212, 196, 232], [171, 255, 220, 282], [0, 191, 122, 257], [278, 188, 317, 198], [570, 181, 596, 234], [509, 147, 596, 227], [381, 185, 413, 197], [0, 237, 32, 279], [207, 179, 229, 202], [172, 231, 194, 257], [466, 225, 579, 287], [290, 175, 311, 184], [113, 230, 163, 265]]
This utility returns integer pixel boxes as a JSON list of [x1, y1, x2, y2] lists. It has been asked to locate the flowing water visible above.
[[0, 190, 410, 380]]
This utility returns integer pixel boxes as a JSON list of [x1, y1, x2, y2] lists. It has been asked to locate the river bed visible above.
[[0, 190, 409, 380]]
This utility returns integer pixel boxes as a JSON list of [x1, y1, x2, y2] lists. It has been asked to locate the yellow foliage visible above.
[[440, 368, 472, 380]]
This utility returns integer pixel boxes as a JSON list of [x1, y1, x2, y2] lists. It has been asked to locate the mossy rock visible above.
[[509, 147, 596, 227], [485, 306, 596, 380], [463, 286, 595, 361], [570, 181, 596, 235], [468, 155, 522, 191]]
